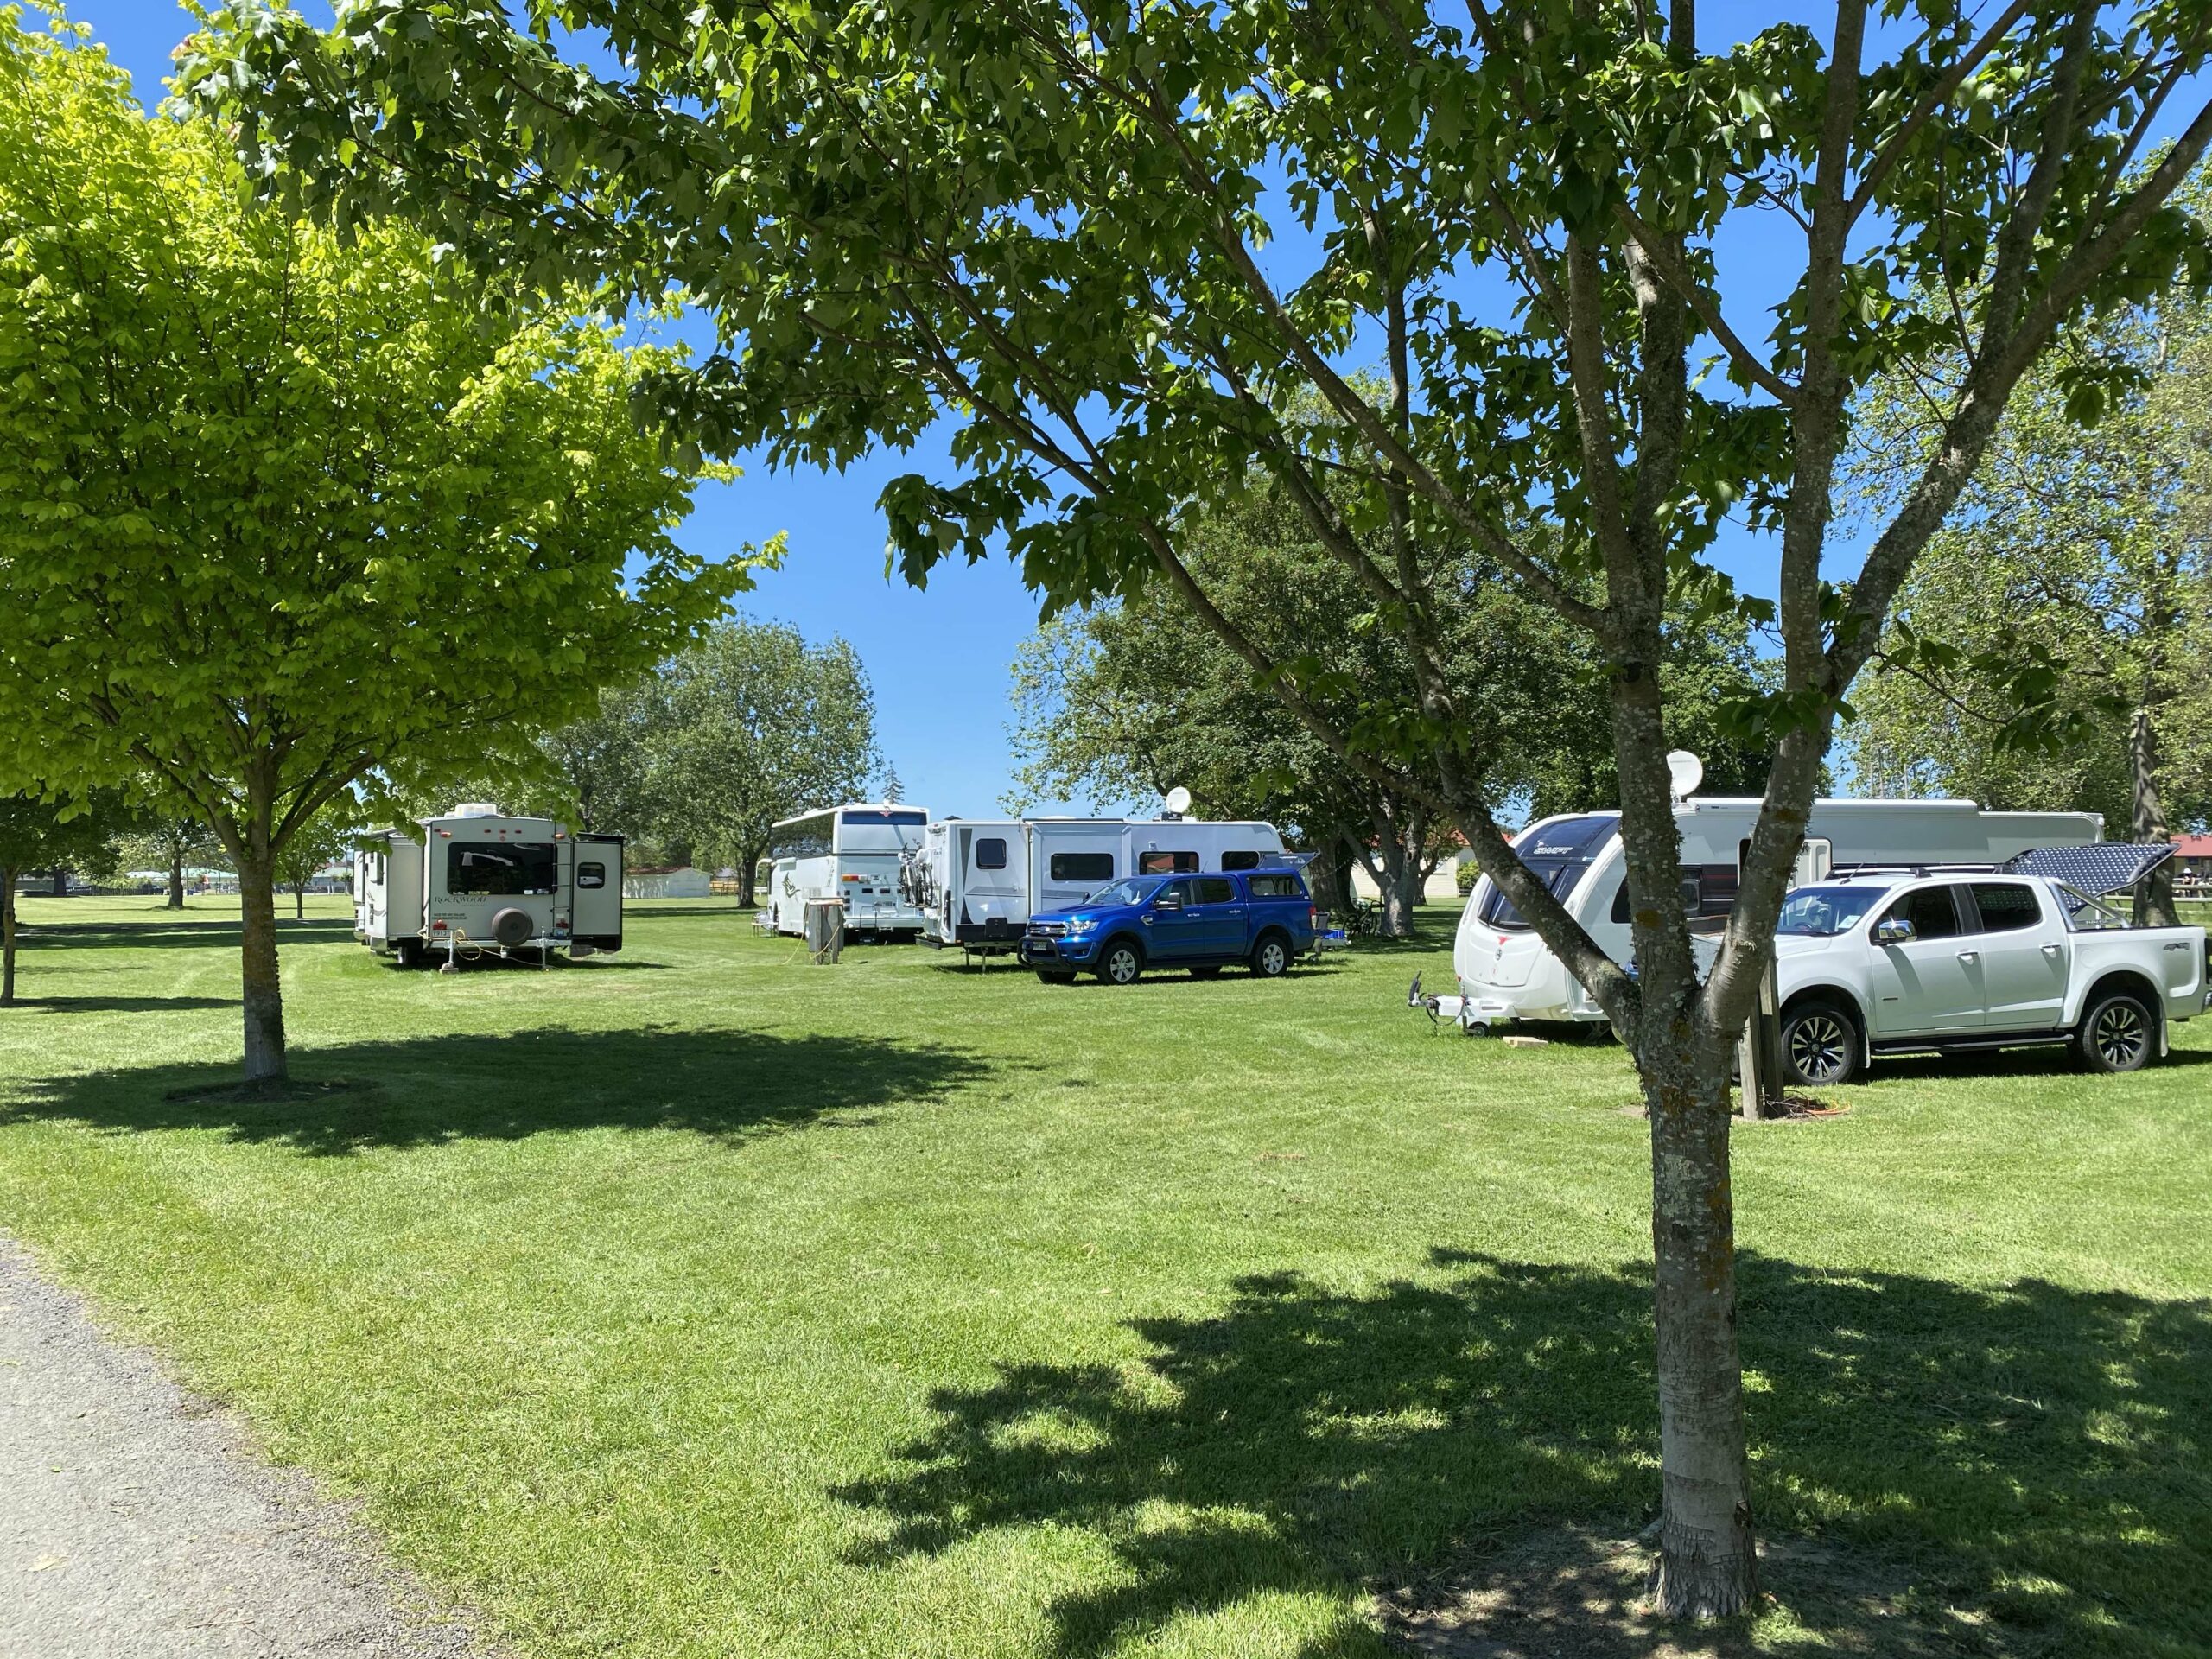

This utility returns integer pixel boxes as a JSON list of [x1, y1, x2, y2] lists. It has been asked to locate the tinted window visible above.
[[576, 861, 607, 890], [1517, 815, 1618, 860], [448, 842, 558, 897], [1221, 849, 1262, 871], [1245, 874, 1304, 899], [1138, 849, 1199, 874], [839, 809, 927, 853], [1881, 885, 1963, 941], [1969, 882, 2043, 933], [1050, 852, 1115, 882], [975, 837, 1008, 870], [1479, 861, 1587, 931], [1154, 878, 1192, 906], [769, 813, 834, 860], [1608, 865, 1737, 925], [1193, 877, 1236, 905]]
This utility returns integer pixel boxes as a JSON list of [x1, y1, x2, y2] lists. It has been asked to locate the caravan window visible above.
[[448, 842, 559, 896], [1480, 862, 1589, 931], [975, 837, 1008, 870], [1050, 852, 1114, 882], [1221, 849, 1262, 871], [1138, 849, 1199, 874], [576, 861, 607, 890]]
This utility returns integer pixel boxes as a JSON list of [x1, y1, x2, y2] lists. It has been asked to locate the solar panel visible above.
[[1999, 842, 2175, 895]]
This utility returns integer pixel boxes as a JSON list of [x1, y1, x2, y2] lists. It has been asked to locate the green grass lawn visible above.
[[1, 894, 2208, 1657]]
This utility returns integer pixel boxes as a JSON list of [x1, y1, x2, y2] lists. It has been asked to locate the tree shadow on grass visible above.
[[2, 995, 237, 1014], [1867, 1045, 2212, 1083], [838, 1250, 2211, 1658], [1, 1025, 995, 1157], [19, 918, 357, 950]]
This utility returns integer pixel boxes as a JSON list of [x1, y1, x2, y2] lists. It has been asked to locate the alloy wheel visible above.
[[2092, 1000, 2147, 1068], [1787, 1014, 1849, 1084]]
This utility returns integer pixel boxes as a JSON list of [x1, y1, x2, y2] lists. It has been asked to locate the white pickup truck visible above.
[[1767, 870, 2207, 1085]]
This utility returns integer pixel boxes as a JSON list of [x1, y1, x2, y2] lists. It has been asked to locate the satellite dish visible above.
[[1163, 785, 1192, 818], [1665, 751, 1704, 803]]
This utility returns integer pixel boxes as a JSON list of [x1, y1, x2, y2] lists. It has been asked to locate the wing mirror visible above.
[[1154, 893, 1182, 912], [1874, 917, 1916, 945]]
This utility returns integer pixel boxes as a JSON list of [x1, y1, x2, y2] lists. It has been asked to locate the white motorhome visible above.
[[763, 803, 931, 938], [353, 804, 624, 966], [1450, 793, 2102, 1027], [910, 816, 1292, 953]]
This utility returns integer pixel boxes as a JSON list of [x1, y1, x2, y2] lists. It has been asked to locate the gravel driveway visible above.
[[1, 1233, 497, 1658]]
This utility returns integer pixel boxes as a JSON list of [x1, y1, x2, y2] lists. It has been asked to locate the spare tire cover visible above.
[[489, 906, 534, 947]]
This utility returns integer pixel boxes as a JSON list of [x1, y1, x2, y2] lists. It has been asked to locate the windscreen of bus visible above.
[[1475, 815, 1618, 931], [839, 809, 928, 854]]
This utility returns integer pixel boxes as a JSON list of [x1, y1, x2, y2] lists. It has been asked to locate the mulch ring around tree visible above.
[[1375, 1522, 1999, 1657]]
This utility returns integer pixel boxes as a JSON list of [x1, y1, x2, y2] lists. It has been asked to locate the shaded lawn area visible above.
[[0, 894, 2208, 1657]]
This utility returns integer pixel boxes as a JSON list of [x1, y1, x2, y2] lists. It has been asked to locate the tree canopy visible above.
[[190, 0, 2212, 1610], [1847, 255, 2212, 912], [0, 13, 747, 1080]]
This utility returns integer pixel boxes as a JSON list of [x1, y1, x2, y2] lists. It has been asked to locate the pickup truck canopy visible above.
[[2000, 842, 2174, 896]]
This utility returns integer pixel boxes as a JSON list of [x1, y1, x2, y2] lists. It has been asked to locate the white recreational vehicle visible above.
[[762, 803, 931, 938], [353, 804, 624, 966], [909, 814, 1293, 953], [1449, 785, 2101, 1027]]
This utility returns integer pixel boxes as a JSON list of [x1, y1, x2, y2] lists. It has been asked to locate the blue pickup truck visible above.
[[1018, 869, 1318, 984]]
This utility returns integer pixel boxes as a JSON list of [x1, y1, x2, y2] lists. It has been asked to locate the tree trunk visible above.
[[2130, 708, 2180, 927], [238, 846, 288, 1084], [294, 881, 306, 921], [2, 867, 17, 1007], [1369, 810, 1415, 938], [49, 867, 66, 898], [1640, 1025, 1758, 1616], [738, 843, 760, 907], [168, 848, 185, 909]]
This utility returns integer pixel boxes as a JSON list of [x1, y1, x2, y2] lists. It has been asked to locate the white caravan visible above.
[[764, 803, 931, 938], [910, 816, 1292, 952], [353, 803, 624, 966], [1450, 794, 2102, 1027]]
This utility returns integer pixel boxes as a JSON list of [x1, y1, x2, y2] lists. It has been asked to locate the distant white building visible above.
[[624, 865, 712, 899]]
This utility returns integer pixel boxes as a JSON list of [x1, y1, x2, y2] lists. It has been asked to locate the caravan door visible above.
[[1030, 824, 1122, 914], [571, 835, 624, 951]]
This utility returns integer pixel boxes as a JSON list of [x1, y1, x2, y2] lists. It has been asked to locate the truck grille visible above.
[[1028, 922, 1067, 938]]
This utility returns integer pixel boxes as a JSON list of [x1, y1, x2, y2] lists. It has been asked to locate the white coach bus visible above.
[[763, 803, 931, 939]]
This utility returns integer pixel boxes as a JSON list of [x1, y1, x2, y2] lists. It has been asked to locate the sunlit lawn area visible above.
[[1, 893, 2208, 1657]]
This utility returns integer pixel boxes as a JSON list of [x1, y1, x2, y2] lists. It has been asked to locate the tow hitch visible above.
[[1408, 972, 1504, 1035]]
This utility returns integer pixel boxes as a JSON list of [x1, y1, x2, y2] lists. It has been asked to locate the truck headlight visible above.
[[1066, 916, 1097, 936]]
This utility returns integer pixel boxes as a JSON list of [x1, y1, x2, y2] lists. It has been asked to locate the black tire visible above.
[[1249, 931, 1292, 979], [1189, 964, 1224, 980], [1097, 939, 1143, 986], [1780, 998, 1859, 1088], [1034, 969, 1077, 985], [2075, 987, 2156, 1073], [393, 938, 423, 969]]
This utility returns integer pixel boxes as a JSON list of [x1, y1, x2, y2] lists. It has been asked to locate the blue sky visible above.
[[65, 1, 2202, 819]]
